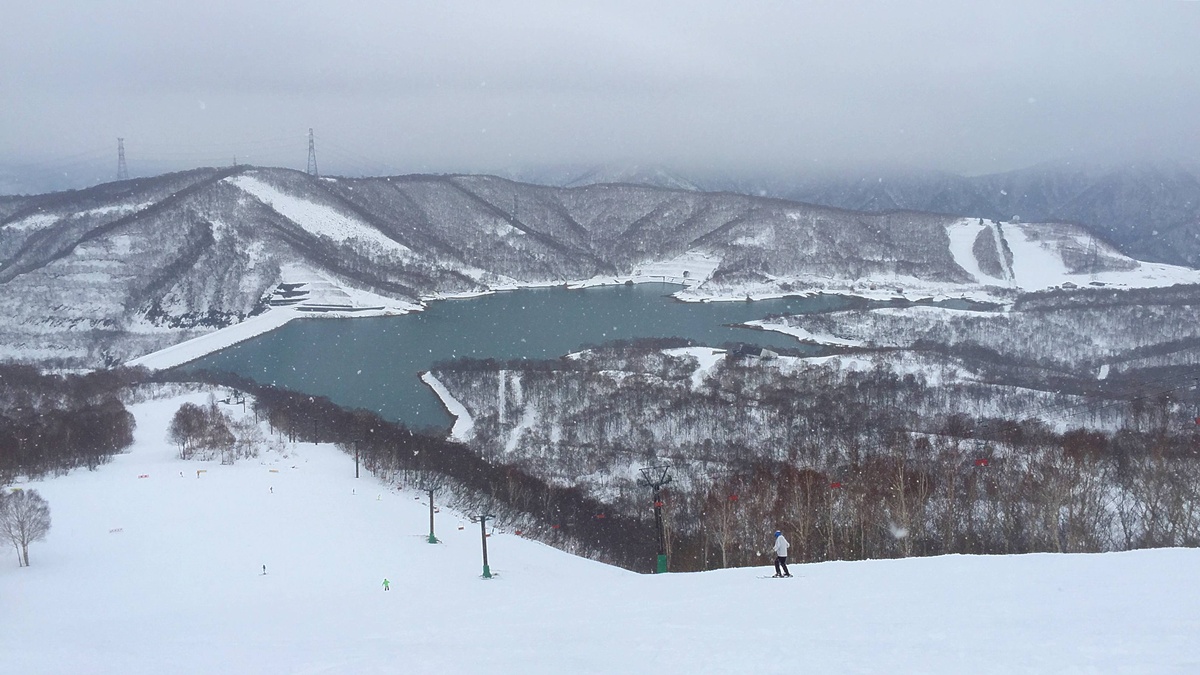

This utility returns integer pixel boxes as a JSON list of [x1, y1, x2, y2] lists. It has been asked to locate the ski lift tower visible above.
[[418, 474, 441, 544], [470, 506, 496, 579], [638, 463, 673, 573]]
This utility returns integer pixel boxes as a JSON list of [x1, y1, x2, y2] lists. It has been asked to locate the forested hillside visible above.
[[427, 322, 1200, 569], [0, 365, 138, 481], [753, 162, 1200, 268], [756, 285, 1200, 376]]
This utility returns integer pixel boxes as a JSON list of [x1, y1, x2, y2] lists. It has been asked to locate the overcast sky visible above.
[[3, 1, 1198, 180]]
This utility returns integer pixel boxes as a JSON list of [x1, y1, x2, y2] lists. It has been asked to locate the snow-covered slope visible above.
[[696, 161, 1200, 268], [3, 391, 1199, 674], [227, 175, 416, 259]]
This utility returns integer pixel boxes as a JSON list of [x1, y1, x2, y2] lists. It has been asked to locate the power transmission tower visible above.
[[117, 138, 128, 181], [306, 128, 318, 177], [1088, 235, 1100, 280]]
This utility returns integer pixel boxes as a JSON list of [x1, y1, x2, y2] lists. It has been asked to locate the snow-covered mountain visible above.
[[10, 159, 1200, 267], [494, 160, 1200, 268], [695, 161, 1200, 268], [2, 165, 1197, 367]]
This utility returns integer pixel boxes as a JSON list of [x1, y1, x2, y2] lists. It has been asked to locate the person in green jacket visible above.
[[382, 578, 390, 591]]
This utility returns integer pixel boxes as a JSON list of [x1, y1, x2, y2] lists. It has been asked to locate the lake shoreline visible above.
[[126, 274, 1005, 373]]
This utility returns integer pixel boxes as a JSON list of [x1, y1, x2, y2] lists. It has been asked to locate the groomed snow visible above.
[[1005, 223, 1072, 289], [945, 218, 1007, 285], [3, 392, 1199, 674], [227, 174, 414, 257]]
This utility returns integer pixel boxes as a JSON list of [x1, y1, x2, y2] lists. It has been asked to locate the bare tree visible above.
[[229, 417, 264, 464], [167, 400, 235, 461], [167, 402, 207, 459], [0, 488, 52, 567], [703, 484, 740, 568]]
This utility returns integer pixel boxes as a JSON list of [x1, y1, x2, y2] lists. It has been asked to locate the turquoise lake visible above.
[[182, 284, 946, 430]]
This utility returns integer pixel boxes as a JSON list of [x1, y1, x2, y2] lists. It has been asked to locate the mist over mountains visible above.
[[506, 160, 1200, 269], [8, 157, 1200, 268]]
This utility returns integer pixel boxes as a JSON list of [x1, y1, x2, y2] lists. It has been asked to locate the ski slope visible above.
[[227, 174, 415, 258], [3, 391, 1199, 674]]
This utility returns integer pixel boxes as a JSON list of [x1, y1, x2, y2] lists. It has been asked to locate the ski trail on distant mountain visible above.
[[990, 220, 1015, 284]]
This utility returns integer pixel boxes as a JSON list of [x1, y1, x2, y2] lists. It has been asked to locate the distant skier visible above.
[[772, 530, 792, 577], [262, 565, 267, 575], [382, 578, 390, 591]]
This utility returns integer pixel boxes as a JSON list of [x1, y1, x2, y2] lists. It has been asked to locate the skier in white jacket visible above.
[[772, 530, 792, 577]]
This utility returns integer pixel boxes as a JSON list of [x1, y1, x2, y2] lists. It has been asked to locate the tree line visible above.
[[670, 421, 1200, 571], [0, 364, 138, 482]]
